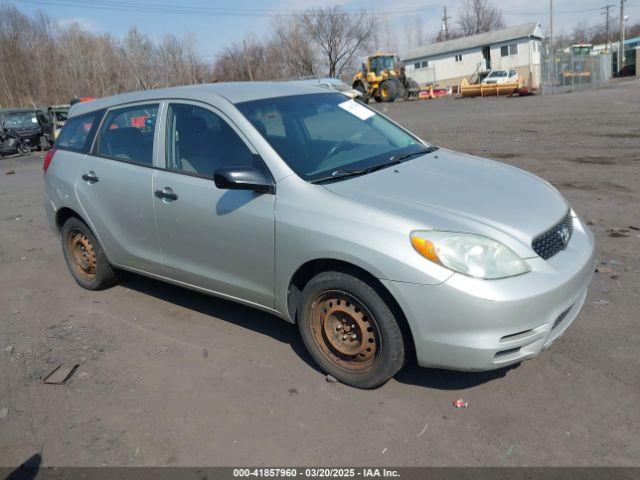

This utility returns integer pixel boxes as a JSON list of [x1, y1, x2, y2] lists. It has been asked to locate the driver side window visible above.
[[165, 103, 257, 177]]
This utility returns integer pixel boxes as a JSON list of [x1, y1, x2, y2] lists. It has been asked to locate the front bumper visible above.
[[382, 216, 596, 371]]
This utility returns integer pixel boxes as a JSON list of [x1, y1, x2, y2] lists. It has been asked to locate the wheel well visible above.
[[55, 207, 83, 231], [287, 259, 416, 362]]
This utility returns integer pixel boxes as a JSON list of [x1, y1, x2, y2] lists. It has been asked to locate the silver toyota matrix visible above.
[[43, 83, 596, 388]]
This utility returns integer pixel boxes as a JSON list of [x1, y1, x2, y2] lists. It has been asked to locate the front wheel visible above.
[[298, 270, 406, 389], [17, 143, 30, 155], [379, 80, 398, 103], [353, 83, 369, 104]]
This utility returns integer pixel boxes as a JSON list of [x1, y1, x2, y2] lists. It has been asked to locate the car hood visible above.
[[322, 148, 569, 257]]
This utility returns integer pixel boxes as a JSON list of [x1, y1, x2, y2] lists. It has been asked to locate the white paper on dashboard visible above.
[[338, 100, 375, 121]]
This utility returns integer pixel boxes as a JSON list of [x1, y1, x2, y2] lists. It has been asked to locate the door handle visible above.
[[81, 172, 99, 183], [154, 188, 178, 201]]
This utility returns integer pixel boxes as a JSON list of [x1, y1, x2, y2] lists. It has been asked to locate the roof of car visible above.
[[69, 81, 329, 117]]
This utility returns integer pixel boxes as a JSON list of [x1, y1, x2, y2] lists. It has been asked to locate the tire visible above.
[[39, 135, 51, 151], [61, 217, 118, 290], [297, 270, 405, 389], [379, 80, 398, 103], [17, 144, 30, 155]]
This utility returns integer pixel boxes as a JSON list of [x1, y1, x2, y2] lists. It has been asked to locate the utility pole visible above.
[[549, 0, 555, 83], [441, 5, 451, 41], [602, 4, 613, 52], [619, 0, 626, 73]]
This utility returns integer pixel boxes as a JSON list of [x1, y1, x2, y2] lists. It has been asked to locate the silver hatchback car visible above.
[[43, 83, 596, 388]]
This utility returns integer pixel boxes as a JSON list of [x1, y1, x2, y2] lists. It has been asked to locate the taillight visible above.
[[43, 148, 57, 173]]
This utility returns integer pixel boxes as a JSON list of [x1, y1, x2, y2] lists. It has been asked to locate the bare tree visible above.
[[404, 14, 426, 49], [457, 0, 505, 36], [272, 18, 317, 78], [301, 6, 377, 78], [0, 4, 214, 107], [378, 16, 397, 53]]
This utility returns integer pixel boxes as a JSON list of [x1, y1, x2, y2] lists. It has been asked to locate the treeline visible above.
[[0, 0, 521, 108], [3, 0, 636, 109], [0, 4, 377, 108], [0, 4, 210, 108]]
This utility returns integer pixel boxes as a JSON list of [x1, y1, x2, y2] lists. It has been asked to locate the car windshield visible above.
[[236, 93, 425, 182], [489, 71, 508, 78], [4, 113, 38, 129]]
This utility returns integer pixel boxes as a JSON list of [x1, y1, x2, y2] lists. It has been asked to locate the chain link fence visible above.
[[541, 50, 612, 94]]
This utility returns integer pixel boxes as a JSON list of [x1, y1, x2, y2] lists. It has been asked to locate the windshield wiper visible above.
[[310, 146, 438, 184], [389, 145, 438, 162], [310, 160, 401, 184]]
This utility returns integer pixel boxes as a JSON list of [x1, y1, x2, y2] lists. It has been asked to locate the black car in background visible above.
[[0, 109, 54, 151]]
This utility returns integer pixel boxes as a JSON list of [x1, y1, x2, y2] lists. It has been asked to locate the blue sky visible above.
[[8, 0, 640, 62]]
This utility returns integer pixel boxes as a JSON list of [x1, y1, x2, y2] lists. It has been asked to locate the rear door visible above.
[[75, 102, 162, 273], [153, 101, 275, 307]]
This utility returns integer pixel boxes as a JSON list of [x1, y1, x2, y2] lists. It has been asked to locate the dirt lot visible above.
[[1, 79, 639, 467]]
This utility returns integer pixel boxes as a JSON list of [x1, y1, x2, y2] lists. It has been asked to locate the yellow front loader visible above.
[[352, 53, 419, 104]]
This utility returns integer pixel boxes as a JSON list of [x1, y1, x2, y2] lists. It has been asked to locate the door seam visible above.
[[151, 169, 165, 267]]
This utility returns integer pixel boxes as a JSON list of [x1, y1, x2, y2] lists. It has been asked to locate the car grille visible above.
[[532, 211, 573, 260]]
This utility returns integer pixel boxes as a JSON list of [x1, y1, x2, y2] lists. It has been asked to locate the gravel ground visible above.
[[1, 79, 639, 467]]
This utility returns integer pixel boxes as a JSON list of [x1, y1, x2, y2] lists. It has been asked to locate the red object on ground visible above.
[[453, 399, 468, 408]]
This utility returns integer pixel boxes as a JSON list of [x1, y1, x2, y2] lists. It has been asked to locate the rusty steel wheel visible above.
[[61, 217, 117, 290], [298, 270, 406, 388], [309, 290, 381, 373], [67, 229, 97, 281]]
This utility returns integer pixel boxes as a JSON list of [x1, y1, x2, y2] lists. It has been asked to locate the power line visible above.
[[505, 6, 615, 16], [14, 0, 442, 17]]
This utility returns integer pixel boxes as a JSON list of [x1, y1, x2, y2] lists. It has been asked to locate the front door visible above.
[[153, 102, 275, 307]]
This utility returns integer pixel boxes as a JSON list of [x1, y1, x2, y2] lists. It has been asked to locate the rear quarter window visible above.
[[56, 110, 103, 152]]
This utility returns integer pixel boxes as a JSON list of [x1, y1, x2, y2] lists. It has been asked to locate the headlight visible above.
[[410, 231, 530, 279]]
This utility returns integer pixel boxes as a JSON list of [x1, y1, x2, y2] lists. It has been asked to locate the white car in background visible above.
[[482, 69, 519, 85]]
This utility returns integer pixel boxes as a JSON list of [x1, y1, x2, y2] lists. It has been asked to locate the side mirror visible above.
[[214, 166, 275, 194]]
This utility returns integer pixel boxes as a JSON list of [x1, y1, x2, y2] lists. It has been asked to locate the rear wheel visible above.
[[17, 143, 30, 155], [298, 270, 405, 389], [61, 217, 118, 290]]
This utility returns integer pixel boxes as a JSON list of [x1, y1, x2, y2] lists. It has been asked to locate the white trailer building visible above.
[[403, 23, 544, 88]]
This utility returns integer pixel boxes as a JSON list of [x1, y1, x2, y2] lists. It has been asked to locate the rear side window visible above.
[[56, 111, 102, 152], [96, 104, 158, 165]]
